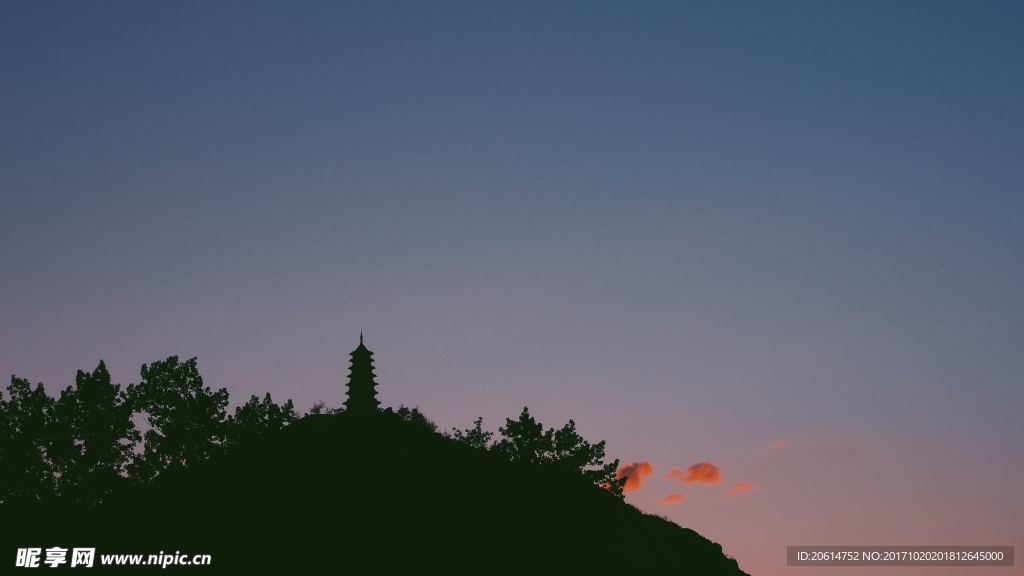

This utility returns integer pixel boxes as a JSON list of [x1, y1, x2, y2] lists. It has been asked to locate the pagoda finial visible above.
[[360, 331, 364, 345]]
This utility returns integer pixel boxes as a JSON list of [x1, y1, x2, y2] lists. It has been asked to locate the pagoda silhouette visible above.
[[344, 332, 381, 414]]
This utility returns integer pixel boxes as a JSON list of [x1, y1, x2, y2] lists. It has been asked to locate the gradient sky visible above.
[[2, 2, 1022, 574]]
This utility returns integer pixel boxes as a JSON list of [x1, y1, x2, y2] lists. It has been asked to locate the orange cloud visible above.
[[727, 481, 756, 497], [667, 461, 721, 484], [769, 440, 786, 450], [659, 493, 687, 505], [615, 461, 653, 492]]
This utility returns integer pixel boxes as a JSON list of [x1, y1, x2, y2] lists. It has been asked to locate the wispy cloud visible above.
[[667, 461, 722, 484], [727, 481, 756, 497], [659, 493, 687, 505]]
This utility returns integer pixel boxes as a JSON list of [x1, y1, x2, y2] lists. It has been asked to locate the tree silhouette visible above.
[[2, 355, 626, 505], [394, 405, 437, 432], [0, 377, 54, 504], [550, 419, 621, 492], [450, 416, 493, 450], [494, 407, 623, 496], [493, 407, 551, 465], [48, 361, 138, 505], [225, 393, 297, 448], [306, 400, 330, 415], [127, 356, 229, 483]]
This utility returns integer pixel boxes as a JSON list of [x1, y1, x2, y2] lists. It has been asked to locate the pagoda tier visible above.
[[344, 333, 381, 414]]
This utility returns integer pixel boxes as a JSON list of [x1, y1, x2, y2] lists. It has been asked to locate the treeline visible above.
[[0, 356, 296, 506], [448, 410, 626, 494], [332, 404, 626, 496], [1, 356, 625, 506]]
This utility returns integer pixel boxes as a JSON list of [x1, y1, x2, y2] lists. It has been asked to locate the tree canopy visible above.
[[476, 407, 624, 496], [226, 393, 298, 448], [127, 356, 230, 483], [0, 377, 53, 504], [2, 357, 624, 506], [450, 417, 493, 451], [49, 361, 139, 505]]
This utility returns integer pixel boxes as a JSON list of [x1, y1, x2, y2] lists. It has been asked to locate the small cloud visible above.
[[659, 493, 687, 505], [769, 440, 786, 450], [667, 461, 722, 484], [615, 461, 653, 492], [727, 481, 756, 497]]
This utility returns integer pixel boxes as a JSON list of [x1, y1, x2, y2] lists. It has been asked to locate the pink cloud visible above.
[[667, 461, 722, 484], [659, 493, 687, 505], [727, 481, 756, 497], [615, 461, 653, 492]]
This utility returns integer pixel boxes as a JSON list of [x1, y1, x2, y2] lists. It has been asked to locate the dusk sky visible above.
[[2, 2, 1022, 574]]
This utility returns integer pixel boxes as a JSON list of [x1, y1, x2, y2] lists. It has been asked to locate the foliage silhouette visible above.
[[225, 393, 298, 448], [393, 404, 437, 432], [2, 352, 747, 573], [126, 356, 230, 483], [9, 411, 748, 574], [48, 361, 139, 505], [449, 416, 493, 450], [494, 406, 623, 496], [305, 399, 331, 415], [0, 377, 53, 504], [1, 356, 301, 502]]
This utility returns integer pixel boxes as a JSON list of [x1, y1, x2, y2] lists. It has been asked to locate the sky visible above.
[[2, 1, 1023, 574]]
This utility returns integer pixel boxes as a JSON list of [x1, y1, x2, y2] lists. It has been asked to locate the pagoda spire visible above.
[[344, 333, 380, 415]]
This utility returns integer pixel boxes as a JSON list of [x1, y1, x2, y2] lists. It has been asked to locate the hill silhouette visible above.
[[12, 410, 749, 573]]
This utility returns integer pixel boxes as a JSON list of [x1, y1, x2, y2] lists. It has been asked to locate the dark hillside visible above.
[[12, 412, 748, 574]]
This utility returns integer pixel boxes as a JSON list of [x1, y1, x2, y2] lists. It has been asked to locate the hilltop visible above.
[[15, 411, 748, 573]]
